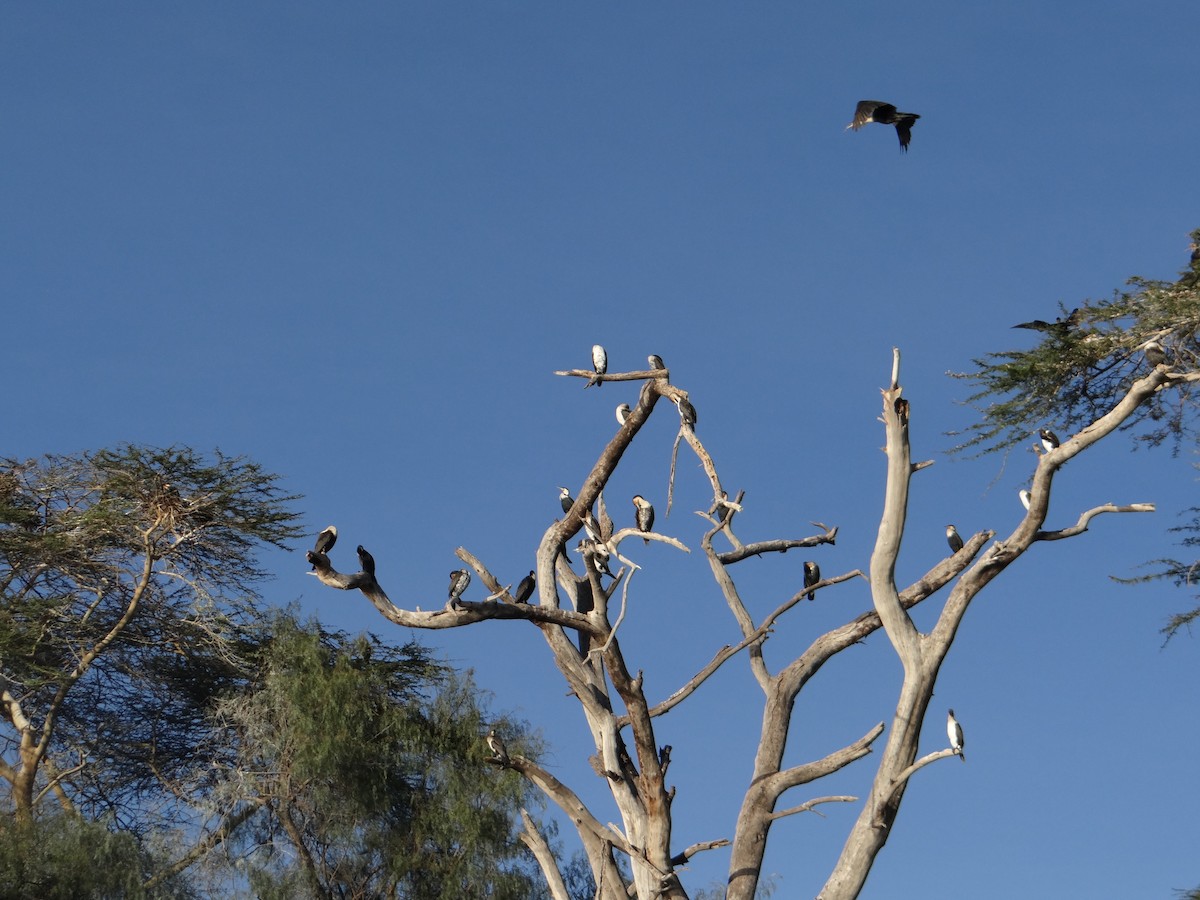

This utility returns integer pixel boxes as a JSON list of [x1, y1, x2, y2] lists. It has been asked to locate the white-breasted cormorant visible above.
[[616, 403, 631, 425], [1143, 341, 1167, 367], [1039, 429, 1061, 452], [947, 709, 965, 762], [803, 561, 820, 601], [648, 354, 665, 370], [558, 486, 574, 515], [1019, 489, 1032, 511], [674, 396, 697, 430], [448, 569, 470, 607], [487, 727, 509, 762], [632, 495, 655, 543], [589, 344, 607, 388], [847, 100, 921, 151], [314, 525, 337, 555], [946, 524, 964, 553]]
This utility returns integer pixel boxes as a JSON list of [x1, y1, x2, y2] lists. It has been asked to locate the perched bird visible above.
[[1143, 341, 1167, 368], [847, 100, 921, 151], [514, 570, 535, 604], [588, 344, 607, 388], [616, 403, 631, 426], [558, 486, 575, 515], [803, 561, 820, 601], [579, 541, 614, 579], [1039, 429, 1061, 452], [357, 545, 376, 576], [1019, 489, 1032, 511], [1013, 309, 1081, 335], [582, 508, 602, 543], [632, 495, 655, 543], [947, 709, 965, 762], [674, 395, 698, 430], [648, 354, 666, 370], [946, 524, 964, 553], [894, 397, 910, 427], [448, 569, 471, 607], [314, 525, 338, 555], [486, 727, 509, 762]]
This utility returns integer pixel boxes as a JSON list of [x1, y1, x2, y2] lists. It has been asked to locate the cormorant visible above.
[[514, 570, 535, 604], [579, 541, 614, 578], [894, 397, 909, 427], [1143, 341, 1167, 367], [558, 486, 574, 515], [847, 100, 921, 151], [582, 508, 601, 543], [314, 525, 338, 555], [616, 403, 631, 426], [648, 354, 666, 370], [1013, 309, 1081, 335], [803, 561, 820, 601], [1039, 429, 1061, 452], [946, 524, 964, 553], [1019, 489, 1032, 511], [632, 495, 655, 543], [357, 545, 375, 576], [487, 727, 509, 762], [589, 344, 607, 388], [674, 396, 698, 430], [448, 569, 470, 607], [947, 709, 965, 762]]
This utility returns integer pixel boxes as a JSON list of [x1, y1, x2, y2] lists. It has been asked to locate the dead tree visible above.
[[309, 349, 1162, 899]]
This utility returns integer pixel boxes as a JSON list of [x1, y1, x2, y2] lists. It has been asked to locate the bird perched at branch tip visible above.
[[1142, 341, 1167, 368], [448, 569, 470, 608], [1039, 429, 1060, 452], [356, 545, 375, 576], [847, 100, 921, 151], [804, 561, 820, 601], [946, 524, 964, 553], [648, 354, 666, 370], [311, 525, 337, 569], [947, 709, 965, 762], [616, 403, 630, 426], [632, 495, 655, 544], [487, 728, 509, 762], [587, 344, 607, 388], [514, 570, 535, 604]]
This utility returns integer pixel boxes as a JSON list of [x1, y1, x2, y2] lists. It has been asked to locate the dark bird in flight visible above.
[[448, 569, 471, 608], [1019, 489, 1032, 511], [1039, 429, 1061, 452], [947, 709, 965, 762], [847, 100, 921, 151], [486, 727, 509, 762], [1143, 341, 1167, 368], [946, 524, 964, 553], [588, 344, 607, 388], [648, 354, 666, 370], [616, 403, 631, 426], [514, 570, 535, 604], [356, 545, 375, 576], [632, 495, 655, 543], [558, 486, 575, 515], [803, 561, 820, 601], [311, 525, 337, 569], [1013, 308, 1081, 335], [674, 395, 698, 430]]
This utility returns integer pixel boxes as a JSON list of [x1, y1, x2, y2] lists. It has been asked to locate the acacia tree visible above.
[[309, 308, 1185, 897]]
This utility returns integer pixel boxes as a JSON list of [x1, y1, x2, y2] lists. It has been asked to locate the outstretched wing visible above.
[[849, 100, 892, 130]]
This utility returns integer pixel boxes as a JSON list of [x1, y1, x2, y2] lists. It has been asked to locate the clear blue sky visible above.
[[4, 3, 1197, 897]]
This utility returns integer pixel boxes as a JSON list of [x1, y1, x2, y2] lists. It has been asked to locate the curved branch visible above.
[[766, 795, 858, 822], [717, 524, 839, 564], [1034, 502, 1156, 541]]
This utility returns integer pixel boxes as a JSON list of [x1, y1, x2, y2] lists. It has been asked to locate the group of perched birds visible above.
[[310, 525, 376, 576], [586, 348, 698, 432]]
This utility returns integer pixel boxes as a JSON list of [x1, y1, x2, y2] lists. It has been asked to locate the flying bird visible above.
[[1019, 489, 1032, 511], [1013, 308, 1081, 335], [1039, 429, 1061, 452], [514, 570, 535, 604], [803, 561, 820, 601], [947, 709, 965, 762], [448, 569, 471, 608], [356, 545, 375, 576], [946, 524, 964, 553], [632, 495, 655, 543], [558, 486, 574, 515], [648, 354, 666, 370], [588, 344, 607, 388], [674, 395, 698, 430], [847, 100, 921, 151], [616, 403, 631, 426], [486, 727, 509, 762]]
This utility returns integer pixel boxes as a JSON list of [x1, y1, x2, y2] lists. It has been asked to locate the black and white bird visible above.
[[1013, 309, 1081, 335], [632, 495, 655, 543], [648, 354, 666, 370], [847, 100, 921, 151], [947, 709, 965, 762], [588, 344, 607, 388], [1019, 489, 1032, 511], [803, 561, 820, 601], [558, 486, 575, 515], [486, 727, 509, 762], [1143, 340, 1167, 368], [356, 545, 375, 576], [1039, 429, 1061, 453], [582, 508, 602, 543], [616, 403, 631, 426], [448, 569, 471, 607], [674, 395, 698, 430], [946, 524, 964, 553], [514, 570, 535, 604], [311, 525, 338, 569], [578, 540, 614, 579]]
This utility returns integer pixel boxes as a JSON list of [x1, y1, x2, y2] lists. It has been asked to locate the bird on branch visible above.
[[487, 727, 509, 763], [514, 570, 535, 604], [558, 486, 574, 515], [587, 344, 607, 388], [311, 525, 337, 569], [356, 545, 375, 576], [1019, 489, 1032, 511], [674, 395, 698, 430], [648, 354, 666, 370], [946, 524, 964, 553], [632, 495, 655, 543], [803, 561, 820, 601], [448, 569, 470, 608], [947, 709, 965, 762], [846, 100, 921, 151], [616, 403, 630, 426], [1039, 428, 1061, 452]]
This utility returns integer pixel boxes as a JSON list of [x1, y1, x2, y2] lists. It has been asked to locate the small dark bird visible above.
[[616, 403, 631, 426], [803, 561, 820, 601], [1019, 489, 1032, 511], [894, 397, 909, 427], [648, 354, 666, 370], [847, 100, 921, 151], [632, 495, 655, 543], [1013, 309, 1081, 335], [514, 570, 535, 604], [588, 344, 607, 388], [1039, 429, 1061, 453], [559, 486, 574, 515], [314, 525, 338, 555], [357, 545, 375, 576], [486, 727, 509, 762], [947, 709, 965, 762], [674, 396, 698, 430], [448, 569, 470, 607], [1143, 341, 1167, 368], [946, 524, 964, 553]]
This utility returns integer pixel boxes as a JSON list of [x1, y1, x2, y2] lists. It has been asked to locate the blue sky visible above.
[[3, 3, 1198, 897]]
